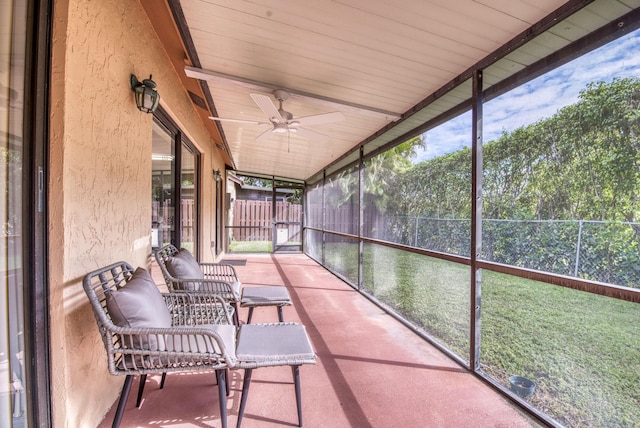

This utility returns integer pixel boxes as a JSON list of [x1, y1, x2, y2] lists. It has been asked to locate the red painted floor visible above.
[[99, 253, 541, 428]]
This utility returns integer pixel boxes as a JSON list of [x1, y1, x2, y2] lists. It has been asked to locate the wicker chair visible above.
[[82, 261, 236, 428], [84, 261, 317, 428], [155, 244, 292, 324]]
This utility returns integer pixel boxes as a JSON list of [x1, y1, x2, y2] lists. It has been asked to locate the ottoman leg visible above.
[[292, 365, 302, 426], [237, 368, 253, 428]]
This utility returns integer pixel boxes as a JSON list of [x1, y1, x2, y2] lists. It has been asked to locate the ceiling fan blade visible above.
[[295, 127, 330, 142], [250, 93, 283, 123], [294, 111, 345, 126], [254, 127, 274, 142], [208, 116, 268, 125]]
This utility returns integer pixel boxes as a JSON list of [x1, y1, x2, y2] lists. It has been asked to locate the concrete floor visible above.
[[99, 253, 541, 428]]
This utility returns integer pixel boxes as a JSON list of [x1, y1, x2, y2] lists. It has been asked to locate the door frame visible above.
[[272, 181, 304, 253]]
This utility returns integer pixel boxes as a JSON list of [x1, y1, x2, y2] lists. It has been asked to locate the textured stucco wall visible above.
[[49, 0, 222, 425]]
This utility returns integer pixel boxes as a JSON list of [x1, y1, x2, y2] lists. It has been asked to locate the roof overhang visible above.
[[146, 0, 640, 182]]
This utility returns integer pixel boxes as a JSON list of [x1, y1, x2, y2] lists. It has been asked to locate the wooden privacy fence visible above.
[[153, 199, 301, 244], [306, 203, 382, 236], [232, 200, 302, 242]]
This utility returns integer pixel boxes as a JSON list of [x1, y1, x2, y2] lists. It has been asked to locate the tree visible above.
[[240, 176, 272, 188], [373, 78, 640, 285], [364, 135, 425, 212]]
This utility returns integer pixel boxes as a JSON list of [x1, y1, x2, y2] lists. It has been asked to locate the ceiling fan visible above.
[[208, 89, 344, 142]]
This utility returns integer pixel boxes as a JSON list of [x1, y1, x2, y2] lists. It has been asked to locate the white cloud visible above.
[[412, 29, 640, 163], [414, 113, 471, 163]]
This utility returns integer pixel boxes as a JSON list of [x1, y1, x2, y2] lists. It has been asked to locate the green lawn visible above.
[[229, 240, 272, 253], [481, 272, 640, 428], [229, 240, 302, 253], [324, 243, 640, 428]]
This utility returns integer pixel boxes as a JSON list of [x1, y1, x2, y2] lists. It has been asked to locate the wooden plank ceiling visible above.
[[170, 0, 639, 181]]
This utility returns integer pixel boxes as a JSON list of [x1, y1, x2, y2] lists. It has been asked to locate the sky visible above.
[[413, 28, 640, 163]]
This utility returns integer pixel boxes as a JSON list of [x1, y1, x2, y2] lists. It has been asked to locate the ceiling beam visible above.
[[184, 66, 402, 121]]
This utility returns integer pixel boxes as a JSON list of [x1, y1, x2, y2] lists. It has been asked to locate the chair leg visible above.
[[135, 374, 147, 408], [292, 365, 302, 427], [233, 302, 240, 325], [112, 375, 134, 428], [277, 306, 284, 322], [159, 373, 167, 389], [246, 307, 254, 324], [237, 368, 253, 428], [216, 369, 228, 428], [214, 369, 231, 396]]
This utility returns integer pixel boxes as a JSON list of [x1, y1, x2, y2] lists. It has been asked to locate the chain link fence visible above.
[[373, 217, 640, 289]]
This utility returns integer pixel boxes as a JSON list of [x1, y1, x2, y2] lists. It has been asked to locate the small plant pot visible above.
[[509, 375, 535, 399]]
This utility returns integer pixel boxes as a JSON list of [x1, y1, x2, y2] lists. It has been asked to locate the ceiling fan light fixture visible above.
[[273, 123, 288, 133]]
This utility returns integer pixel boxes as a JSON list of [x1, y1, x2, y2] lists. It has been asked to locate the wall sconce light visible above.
[[213, 169, 222, 182], [130, 74, 160, 113]]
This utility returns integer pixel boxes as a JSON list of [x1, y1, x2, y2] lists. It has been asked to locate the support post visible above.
[[470, 69, 483, 372]]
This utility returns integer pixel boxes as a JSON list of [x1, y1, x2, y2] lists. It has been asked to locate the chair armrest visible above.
[[102, 322, 237, 375], [162, 292, 234, 325], [165, 277, 241, 301], [199, 263, 240, 282]]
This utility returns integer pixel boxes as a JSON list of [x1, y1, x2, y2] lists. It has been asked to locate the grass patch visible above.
[[362, 244, 470, 356], [482, 272, 640, 427], [229, 240, 272, 253], [324, 243, 640, 427]]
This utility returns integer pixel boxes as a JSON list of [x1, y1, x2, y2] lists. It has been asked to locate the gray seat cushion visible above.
[[189, 280, 240, 298], [106, 267, 171, 350], [199, 280, 241, 298], [241, 286, 291, 306], [165, 324, 237, 365], [165, 248, 204, 290], [229, 281, 241, 296], [236, 323, 315, 363]]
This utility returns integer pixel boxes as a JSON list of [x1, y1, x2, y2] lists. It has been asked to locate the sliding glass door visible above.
[[152, 110, 200, 255], [179, 144, 198, 253], [151, 120, 175, 250], [0, 1, 27, 418], [2, 0, 51, 425]]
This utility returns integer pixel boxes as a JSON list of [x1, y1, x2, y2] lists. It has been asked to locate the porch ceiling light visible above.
[[130, 74, 160, 113]]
